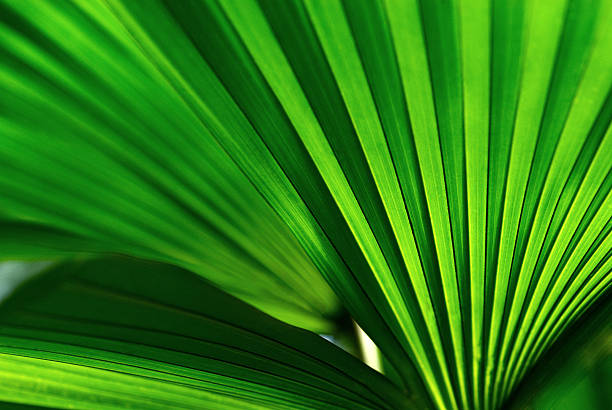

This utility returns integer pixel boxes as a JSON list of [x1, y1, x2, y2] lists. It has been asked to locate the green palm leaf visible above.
[[0, 258, 412, 409], [506, 290, 611, 409], [0, 0, 342, 333], [0, 0, 610, 408]]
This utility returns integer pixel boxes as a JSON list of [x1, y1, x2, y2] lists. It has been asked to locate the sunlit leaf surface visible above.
[[0, 0, 610, 408]]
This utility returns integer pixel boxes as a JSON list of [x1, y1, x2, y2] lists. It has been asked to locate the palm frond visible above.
[[0, 0, 610, 408], [0, 258, 413, 409]]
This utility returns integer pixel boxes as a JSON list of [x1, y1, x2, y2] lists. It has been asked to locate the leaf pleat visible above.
[[1, 0, 610, 408], [0, 258, 412, 409]]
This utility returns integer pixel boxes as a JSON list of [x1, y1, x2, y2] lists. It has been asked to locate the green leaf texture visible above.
[[1, 0, 611, 408], [506, 290, 612, 409], [0, 258, 412, 409], [0, 0, 341, 333]]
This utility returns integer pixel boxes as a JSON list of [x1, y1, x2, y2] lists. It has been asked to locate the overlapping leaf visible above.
[[0, 258, 414, 409]]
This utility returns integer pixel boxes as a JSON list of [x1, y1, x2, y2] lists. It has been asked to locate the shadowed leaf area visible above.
[[0, 0, 610, 409], [0, 258, 413, 409]]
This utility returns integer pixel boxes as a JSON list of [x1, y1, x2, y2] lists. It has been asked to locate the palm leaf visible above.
[[0, 0, 610, 408], [0, 0, 341, 333], [506, 288, 612, 409], [0, 257, 414, 409]]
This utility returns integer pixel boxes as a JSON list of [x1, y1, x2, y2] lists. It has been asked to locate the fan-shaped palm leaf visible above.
[[0, 0, 610, 408]]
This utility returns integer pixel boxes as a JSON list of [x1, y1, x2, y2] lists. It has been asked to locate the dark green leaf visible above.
[[0, 258, 413, 409]]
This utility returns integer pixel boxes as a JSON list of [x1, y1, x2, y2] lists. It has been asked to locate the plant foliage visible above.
[[0, 0, 610, 409]]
